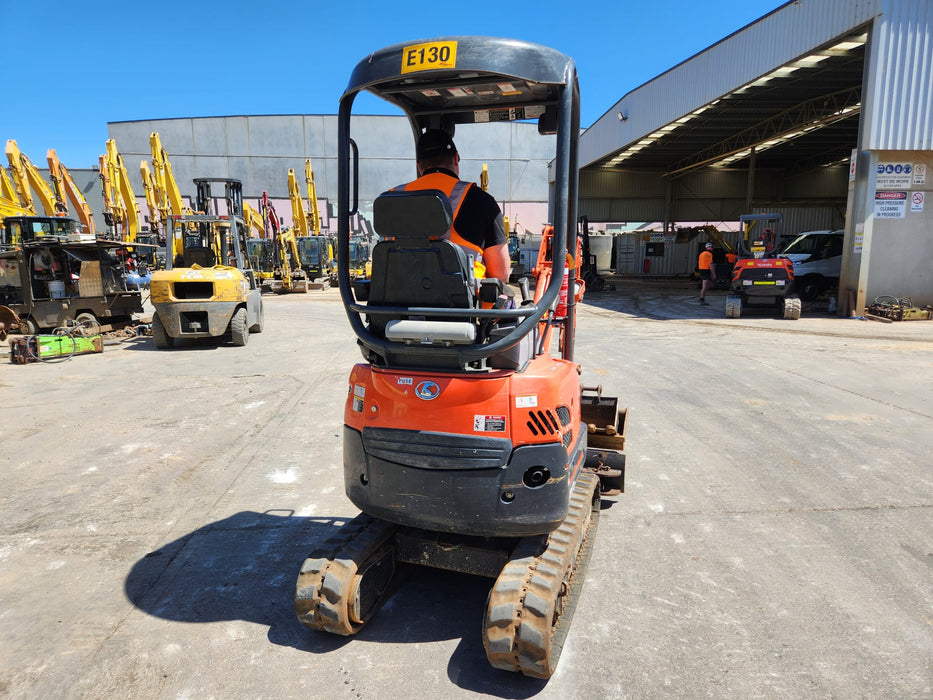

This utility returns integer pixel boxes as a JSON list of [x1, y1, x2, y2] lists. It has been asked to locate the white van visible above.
[[779, 229, 844, 300]]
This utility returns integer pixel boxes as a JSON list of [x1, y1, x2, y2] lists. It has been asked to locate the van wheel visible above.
[[152, 313, 174, 349], [796, 276, 823, 301], [229, 308, 249, 346]]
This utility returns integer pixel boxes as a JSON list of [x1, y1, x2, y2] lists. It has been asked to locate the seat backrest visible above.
[[184, 247, 216, 267], [373, 189, 452, 240], [366, 190, 475, 338]]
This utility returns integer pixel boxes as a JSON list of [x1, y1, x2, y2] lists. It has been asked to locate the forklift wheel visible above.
[[151, 314, 174, 349], [229, 308, 249, 346]]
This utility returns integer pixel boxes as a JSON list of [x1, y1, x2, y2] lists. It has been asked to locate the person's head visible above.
[[705, 243, 713, 251], [417, 129, 459, 175]]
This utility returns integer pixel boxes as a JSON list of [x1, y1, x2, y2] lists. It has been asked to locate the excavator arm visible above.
[[305, 159, 321, 235], [287, 168, 310, 237], [149, 133, 185, 219], [5, 139, 62, 216], [47, 149, 96, 236], [99, 139, 141, 243], [140, 160, 164, 236], [1, 165, 35, 225], [243, 202, 266, 238], [149, 133, 187, 261]]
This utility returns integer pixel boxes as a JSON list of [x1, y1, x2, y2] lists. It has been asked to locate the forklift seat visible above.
[[365, 190, 476, 341], [183, 247, 216, 268]]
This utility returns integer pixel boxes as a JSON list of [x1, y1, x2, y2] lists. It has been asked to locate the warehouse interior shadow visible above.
[[124, 510, 548, 696]]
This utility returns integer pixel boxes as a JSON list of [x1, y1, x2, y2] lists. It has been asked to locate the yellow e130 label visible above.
[[401, 41, 457, 74]]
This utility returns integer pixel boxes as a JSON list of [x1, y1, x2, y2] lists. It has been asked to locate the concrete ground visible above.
[[1, 278, 930, 699]]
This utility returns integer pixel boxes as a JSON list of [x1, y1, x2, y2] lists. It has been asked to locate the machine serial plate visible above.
[[401, 41, 457, 74]]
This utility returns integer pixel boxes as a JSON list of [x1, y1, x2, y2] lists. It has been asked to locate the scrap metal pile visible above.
[[866, 296, 933, 322]]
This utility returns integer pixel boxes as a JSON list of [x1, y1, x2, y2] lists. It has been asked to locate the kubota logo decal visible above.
[[415, 381, 441, 400]]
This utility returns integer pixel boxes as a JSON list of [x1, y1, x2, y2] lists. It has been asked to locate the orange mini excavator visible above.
[[294, 36, 627, 678]]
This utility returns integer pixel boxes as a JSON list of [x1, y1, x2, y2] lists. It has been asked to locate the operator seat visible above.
[[365, 189, 476, 340], [183, 247, 216, 268]]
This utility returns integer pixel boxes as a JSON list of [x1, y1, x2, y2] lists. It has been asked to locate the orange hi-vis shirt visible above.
[[394, 172, 486, 279], [698, 250, 713, 271]]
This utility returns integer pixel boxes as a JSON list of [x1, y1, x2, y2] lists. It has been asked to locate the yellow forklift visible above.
[[149, 178, 263, 347]]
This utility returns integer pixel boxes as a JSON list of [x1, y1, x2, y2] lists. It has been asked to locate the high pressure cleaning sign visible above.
[[874, 191, 907, 218]]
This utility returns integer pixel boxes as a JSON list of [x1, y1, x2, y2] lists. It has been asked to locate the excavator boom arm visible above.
[[5, 139, 60, 216], [100, 139, 141, 242], [47, 149, 96, 236]]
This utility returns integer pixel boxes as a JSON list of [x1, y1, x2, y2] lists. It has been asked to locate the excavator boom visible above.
[[149, 133, 185, 218], [287, 168, 309, 237], [1, 165, 35, 230], [99, 139, 141, 242], [5, 140, 62, 217], [140, 160, 164, 236], [47, 149, 96, 236], [305, 159, 320, 235]]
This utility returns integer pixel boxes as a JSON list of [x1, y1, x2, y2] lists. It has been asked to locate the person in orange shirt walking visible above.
[[698, 242, 716, 305]]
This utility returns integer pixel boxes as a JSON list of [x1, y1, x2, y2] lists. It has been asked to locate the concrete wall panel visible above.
[[302, 116, 330, 157], [246, 116, 306, 157], [192, 118, 230, 155], [151, 119, 195, 155]]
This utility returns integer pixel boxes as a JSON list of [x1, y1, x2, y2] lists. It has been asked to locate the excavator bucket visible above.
[[581, 385, 627, 495]]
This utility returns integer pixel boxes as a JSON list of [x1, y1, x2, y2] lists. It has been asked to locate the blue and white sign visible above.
[[876, 162, 913, 189]]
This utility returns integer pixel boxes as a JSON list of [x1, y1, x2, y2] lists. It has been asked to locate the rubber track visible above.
[[294, 512, 397, 635], [483, 470, 601, 678]]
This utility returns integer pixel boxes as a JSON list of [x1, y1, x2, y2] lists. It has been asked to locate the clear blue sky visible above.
[[0, 0, 783, 168]]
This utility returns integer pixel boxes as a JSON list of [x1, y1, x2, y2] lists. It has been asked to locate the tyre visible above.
[[151, 313, 174, 349], [229, 308, 249, 346], [725, 294, 742, 318], [74, 312, 100, 336], [783, 295, 802, 320], [19, 317, 39, 335], [796, 276, 823, 301]]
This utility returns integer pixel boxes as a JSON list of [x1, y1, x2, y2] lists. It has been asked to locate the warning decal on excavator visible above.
[[401, 41, 457, 74], [515, 395, 538, 408], [474, 415, 506, 432]]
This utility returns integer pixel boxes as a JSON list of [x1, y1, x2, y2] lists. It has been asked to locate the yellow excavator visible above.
[[243, 199, 275, 292], [265, 192, 308, 294], [290, 160, 336, 289], [148, 177, 264, 347], [98, 139, 142, 243], [148, 132, 188, 258], [1, 165, 35, 243], [46, 150, 96, 238], [5, 140, 64, 219]]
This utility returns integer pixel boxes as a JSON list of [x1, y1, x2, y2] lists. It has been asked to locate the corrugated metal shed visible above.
[[866, 0, 933, 149], [581, 0, 882, 169], [580, 0, 880, 167]]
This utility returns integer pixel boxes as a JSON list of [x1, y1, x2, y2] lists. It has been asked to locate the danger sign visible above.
[[874, 191, 907, 218]]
